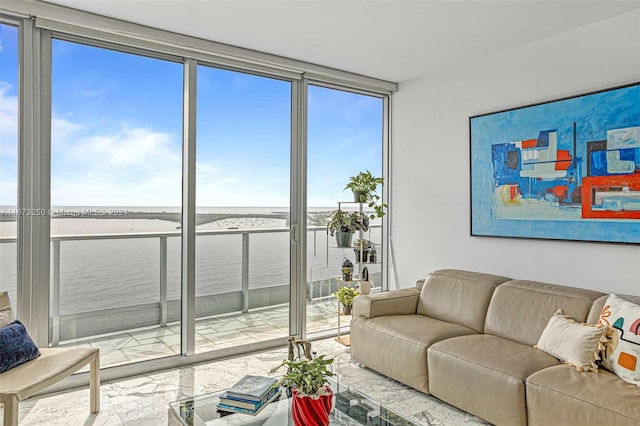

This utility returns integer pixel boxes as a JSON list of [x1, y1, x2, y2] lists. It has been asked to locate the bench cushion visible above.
[[0, 347, 98, 401]]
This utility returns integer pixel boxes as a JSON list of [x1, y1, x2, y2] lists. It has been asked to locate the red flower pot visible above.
[[291, 385, 333, 426]]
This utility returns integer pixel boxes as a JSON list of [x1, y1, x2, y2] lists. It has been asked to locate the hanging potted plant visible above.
[[270, 355, 335, 426], [332, 286, 359, 315], [352, 239, 372, 263], [344, 170, 387, 219], [326, 210, 369, 248]]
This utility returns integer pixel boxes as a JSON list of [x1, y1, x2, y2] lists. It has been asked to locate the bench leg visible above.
[[3, 395, 19, 426], [90, 353, 100, 413]]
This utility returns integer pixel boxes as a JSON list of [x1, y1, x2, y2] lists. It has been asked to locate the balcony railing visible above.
[[0, 225, 381, 344]]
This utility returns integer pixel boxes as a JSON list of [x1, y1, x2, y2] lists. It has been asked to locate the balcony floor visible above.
[[58, 297, 345, 368]]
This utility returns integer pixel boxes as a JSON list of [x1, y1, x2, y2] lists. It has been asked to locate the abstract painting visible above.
[[470, 82, 640, 244]]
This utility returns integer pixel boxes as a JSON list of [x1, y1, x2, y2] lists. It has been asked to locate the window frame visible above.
[[0, 5, 392, 386]]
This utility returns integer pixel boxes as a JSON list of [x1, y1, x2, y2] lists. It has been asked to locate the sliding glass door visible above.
[[305, 84, 385, 337], [195, 65, 292, 352], [50, 39, 184, 367]]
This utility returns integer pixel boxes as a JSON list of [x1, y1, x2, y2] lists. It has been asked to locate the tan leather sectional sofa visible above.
[[351, 269, 640, 426]]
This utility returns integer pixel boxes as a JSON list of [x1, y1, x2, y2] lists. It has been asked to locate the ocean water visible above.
[[0, 207, 381, 315]]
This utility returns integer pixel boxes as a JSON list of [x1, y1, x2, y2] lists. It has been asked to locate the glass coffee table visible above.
[[168, 377, 418, 426]]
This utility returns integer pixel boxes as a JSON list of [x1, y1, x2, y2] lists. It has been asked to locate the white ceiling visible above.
[[42, 0, 640, 83]]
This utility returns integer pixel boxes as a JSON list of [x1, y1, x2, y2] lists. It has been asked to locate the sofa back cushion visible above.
[[587, 294, 640, 324], [416, 269, 511, 333], [485, 280, 605, 346]]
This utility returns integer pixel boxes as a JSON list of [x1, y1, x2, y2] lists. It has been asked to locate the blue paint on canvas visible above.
[[470, 83, 640, 243]]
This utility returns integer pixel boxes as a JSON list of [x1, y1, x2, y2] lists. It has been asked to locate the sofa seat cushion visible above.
[[350, 314, 477, 393], [526, 365, 640, 426], [428, 334, 560, 426]]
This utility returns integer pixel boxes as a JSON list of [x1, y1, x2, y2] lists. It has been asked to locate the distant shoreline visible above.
[[0, 210, 339, 227]]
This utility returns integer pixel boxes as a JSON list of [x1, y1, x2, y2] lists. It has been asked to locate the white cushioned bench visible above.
[[0, 292, 99, 426]]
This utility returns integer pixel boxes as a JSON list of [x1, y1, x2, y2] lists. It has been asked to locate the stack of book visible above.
[[216, 375, 281, 416]]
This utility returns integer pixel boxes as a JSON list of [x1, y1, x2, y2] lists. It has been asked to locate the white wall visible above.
[[391, 10, 640, 295]]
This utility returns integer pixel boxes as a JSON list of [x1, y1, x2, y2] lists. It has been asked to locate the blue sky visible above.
[[0, 28, 383, 207], [0, 24, 18, 206]]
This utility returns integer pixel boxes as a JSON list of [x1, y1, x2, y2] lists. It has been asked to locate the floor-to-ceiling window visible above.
[[2, 5, 391, 377], [0, 22, 19, 311], [50, 39, 184, 367], [195, 65, 292, 352], [306, 84, 385, 336]]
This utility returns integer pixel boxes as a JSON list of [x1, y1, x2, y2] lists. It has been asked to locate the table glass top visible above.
[[169, 377, 418, 426]]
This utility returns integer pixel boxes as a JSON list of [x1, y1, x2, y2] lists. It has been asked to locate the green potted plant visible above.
[[332, 286, 359, 315], [360, 266, 371, 295], [352, 238, 372, 263], [341, 258, 354, 281], [344, 170, 387, 219], [326, 210, 369, 247], [270, 355, 335, 426], [368, 244, 377, 263]]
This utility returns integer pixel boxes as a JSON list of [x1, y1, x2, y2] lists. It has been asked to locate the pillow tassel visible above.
[[597, 333, 608, 354]]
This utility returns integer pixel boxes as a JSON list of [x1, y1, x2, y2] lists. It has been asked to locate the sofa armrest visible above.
[[352, 288, 421, 319]]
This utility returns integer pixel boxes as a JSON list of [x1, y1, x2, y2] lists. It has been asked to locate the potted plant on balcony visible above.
[[341, 258, 354, 281], [352, 238, 372, 263], [360, 266, 372, 295], [326, 210, 369, 247], [332, 286, 359, 315], [270, 355, 335, 426], [344, 170, 387, 219], [368, 244, 377, 263]]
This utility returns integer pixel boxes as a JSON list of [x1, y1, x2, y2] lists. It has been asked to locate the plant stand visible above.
[[330, 200, 380, 347], [335, 277, 353, 346]]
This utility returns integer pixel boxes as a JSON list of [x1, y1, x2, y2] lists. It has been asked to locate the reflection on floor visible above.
[[58, 297, 341, 368], [1, 338, 488, 425]]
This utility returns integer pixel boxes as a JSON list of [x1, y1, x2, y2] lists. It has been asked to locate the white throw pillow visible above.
[[0, 305, 15, 328], [598, 294, 640, 386], [536, 310, 607, 372]]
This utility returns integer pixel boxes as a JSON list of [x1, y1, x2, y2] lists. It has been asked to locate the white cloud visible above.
[[52, 126, 183, 206], [79, 126, 181, 168], [52, 116, 82, 144]]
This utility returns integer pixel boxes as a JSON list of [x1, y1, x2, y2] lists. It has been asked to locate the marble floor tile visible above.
[[132, 328, 177, 340], [134, 337, 163, 346], [99, 349, 130, 366], [158, 333, 182, 347], [209, 319, 249, 332], [198, 329, 249, 342], [9, 337, 489, 426], [120, 342, 175, 360]]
